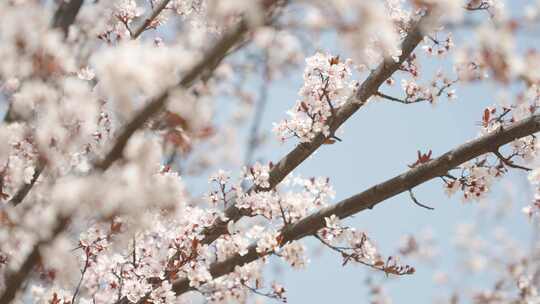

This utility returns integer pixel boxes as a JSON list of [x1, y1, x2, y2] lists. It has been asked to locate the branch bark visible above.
[[8, 162, 44, 206], [0, 4, 279, 301], [94, 20, 250, 170], [4, 0, 85, 206], [171, 113, 540, 296], [94, 0, 286, 170], [199, 13, 430, 245], [132, 0, 172, 39], [0, 217, 69, 304], [51, 0, 84, 37], [1, 3, 292, 302]]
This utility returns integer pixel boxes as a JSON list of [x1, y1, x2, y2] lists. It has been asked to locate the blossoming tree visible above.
[[1, 0, 540, 303]]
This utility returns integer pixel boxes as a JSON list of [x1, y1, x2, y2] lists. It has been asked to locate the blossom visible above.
[[115, 0, 143, 24], [91, 41, 191, 118], [77, 67, 95, 81], [149, 281, 177, 303], [209, 169, 231, 185], [187, 264, 212, 288], [274, 52, 356, 142], [522, 205, 534, 218], [279, 241, 308, 268], [244, 162, 271, 188], [324, 214, 341, 229], [256, 230, 279, 254]]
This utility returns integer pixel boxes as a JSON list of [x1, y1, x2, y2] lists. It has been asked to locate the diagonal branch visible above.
[[171, 113, 540, 296], [493, 150, 532, 171], [132, 0, 172, 39], [95, 0, 286, 170], [94, 19, 250, 171], [51, 0, 84, 37], [0, 216, 69, 304], [8, 162, 44, 206], [0, 3, 281, 300], [0, 2, 291, 302], [199, 13, 430, 245], [4, 0, 85, 206]]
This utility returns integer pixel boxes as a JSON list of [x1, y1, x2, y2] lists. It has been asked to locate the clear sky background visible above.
[[229, 1, 540, 303]]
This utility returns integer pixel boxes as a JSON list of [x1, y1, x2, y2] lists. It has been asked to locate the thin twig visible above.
[[200, 11, 430, 245], [94, 20, 249, 171], [313, 234, 414, 275], [239, 281, 286, 302], [71, 250, 91, 304], [375, 91, 425, 104], [0, 217, 69, 303], [493, 150, 532, 171], [408, 189, 435, 210]]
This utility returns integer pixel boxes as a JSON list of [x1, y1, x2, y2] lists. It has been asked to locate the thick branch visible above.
[[200, 13, 430, 245], [0, 217, 68, 304], [8, 162, 44, 206], [94, 0, 286, 170], [95, 0, 287, 170], [493, 150, 532, 171], [4, 0, 85, 205], [94, 19, 249, 170], [51, 0, 84, 37], [0, 4, 274, 301], [171, 113, 540, 296]]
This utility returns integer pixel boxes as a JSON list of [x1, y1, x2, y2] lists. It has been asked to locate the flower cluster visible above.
[[444, 86, 539, 205], [243, 162, 271, 188], [236, 175, 335, 223], [273, 52, 357, 142], [3, 1, 540, 304], [443, 156, 504, 202], [318, 215, 415, 276], [422, 34, 455, 57], [400, 72, 457, 105]]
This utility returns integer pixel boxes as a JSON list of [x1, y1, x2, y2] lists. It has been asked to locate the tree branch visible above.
[[8, 161, 44, 206], [375, 91, 426, 104], [51, 0, 84, 37], [71, 248, 92, 304], [132, 0, 172, 39], [0, 3, 283, 300], [244, 52, 270, 167], [199, 12, 430, 245], [93, 18, 250, 171], [4, 0, 85, 205], [171, 113, 540, 296], [408, 189, 434, 210], [94, 0, 287, 171], [0, 216, 69, 304]]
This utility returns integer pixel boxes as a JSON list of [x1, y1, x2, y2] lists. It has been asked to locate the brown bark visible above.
[[172, 113, 540, 295]]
